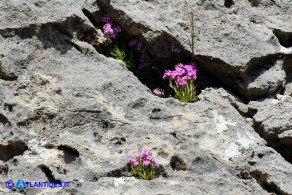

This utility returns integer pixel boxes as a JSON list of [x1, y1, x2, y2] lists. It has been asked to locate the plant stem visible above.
[[190, 11, 195, 62], [185, 0, 195, 62]]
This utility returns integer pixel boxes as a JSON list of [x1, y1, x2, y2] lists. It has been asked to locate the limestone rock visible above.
[[98, 0, 292, 100], [0, 0, 292, 195]]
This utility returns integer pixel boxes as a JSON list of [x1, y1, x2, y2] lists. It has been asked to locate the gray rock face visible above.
[[250, 95, 292, 163], [98, 0, 292, 100], [285, 81, 292, 96], [0, 0, 98, 29], [0, 0, 292, 195]]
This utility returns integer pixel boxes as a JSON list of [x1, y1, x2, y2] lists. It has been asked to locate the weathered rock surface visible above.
[[0, 0, 292, 195], [285, 80, 292, 96], [98, 0, 292, 100], [249, 95, 292, 163]]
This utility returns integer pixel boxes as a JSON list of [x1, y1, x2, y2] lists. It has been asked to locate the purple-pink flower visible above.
[[143, 160, 151, 166], [170, 43, 181, 53], [103, 23, 113, 36], [127, 157, 136, 163], [133, 161, 140, 167], [146, 155, 154, 161], [102, 15, 121, 39], [128, 150, 160, 168], [153, 88, 165, 97], [111, 26, 121, 38], [138, 150, 152, 159], [163, 63, 198, 86], [176, 77, 188, 86], [128, 150, 160, 179]]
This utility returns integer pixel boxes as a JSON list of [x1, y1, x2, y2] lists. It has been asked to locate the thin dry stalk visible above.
[[185, 1, 195, 61]]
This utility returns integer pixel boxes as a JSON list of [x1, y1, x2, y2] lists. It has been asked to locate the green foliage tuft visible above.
[[130, 163, 157, 180], [109, 44, 135, 70], [110, 46, 126, 61]]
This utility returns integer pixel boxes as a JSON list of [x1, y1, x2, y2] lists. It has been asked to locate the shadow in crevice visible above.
[[0, 15, 96, 55], [93, 1, 288, 102], [170, 155, 187, 171], [283, 55, 292, 79], [57, 145, 80, 164], [38, 164, 61, 182], [252, 118, 292, 166], [248, 0, 260, 7], [250, 170, 282, 195], [0, 113, 11, 127], [267, 141, 292, 164], [244, 54, 285, 80], [224, 0, 234, 8], [273, 29, 292, 48], [82, 8, 248, 101], [0, 141, 28, 162]]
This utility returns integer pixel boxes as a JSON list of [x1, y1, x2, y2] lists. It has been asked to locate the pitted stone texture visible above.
[[97, 0, 291, 100], [250, 95, 292, 141], [0, 23, 290, 194], [0, 0, 98, 29], [285, 80, 292, 96], [0, 1, 292, 195]]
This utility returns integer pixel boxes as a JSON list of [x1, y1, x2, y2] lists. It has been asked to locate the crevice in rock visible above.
[[194, 54, 249, 101], [64, 39, 83, 53], [170, 155, 187, 171], [249, 170, 283, 195], [44, 143, 55, 149], [224, 0, 234, 8], [239, 54, 287, 100], [229, 102, 256, 118], [38, 165, 61, 183], [82, 8, 99, 27], [17, 115, 41, 128], [0, 141, 28, 162], [170, 132, 177, 138], [82, 8, 255, 102], [0, 71, 18, 81], [4, 103, 15, 112], [248, 0, 260, 7], [90, 164, 167, 182], [0, 113, 11, 127], [0, 15, 96, 56], [110, 137, 126, 146], [90, 166, 128, 181], [244, 54, 284, 77], [0, 164, 8, 175], [105, 168, 126, 177], [252, 119, 292, 164], [273, 29, 292, 48], [237, 170, 252, 180], [57, 145, 80, 164], [94, 1, 290, 102], [267, 141, 292, 164], [283, 55, 292, 79]]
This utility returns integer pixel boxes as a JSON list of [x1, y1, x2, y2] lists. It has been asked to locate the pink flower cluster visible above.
[[163, 63, 198, 86], [153, 88, 164, 97], [170, 43, 181, 53], [129, 39, 149, 69], [128, 150, 160, 168], [102, 15, 121, 39]]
